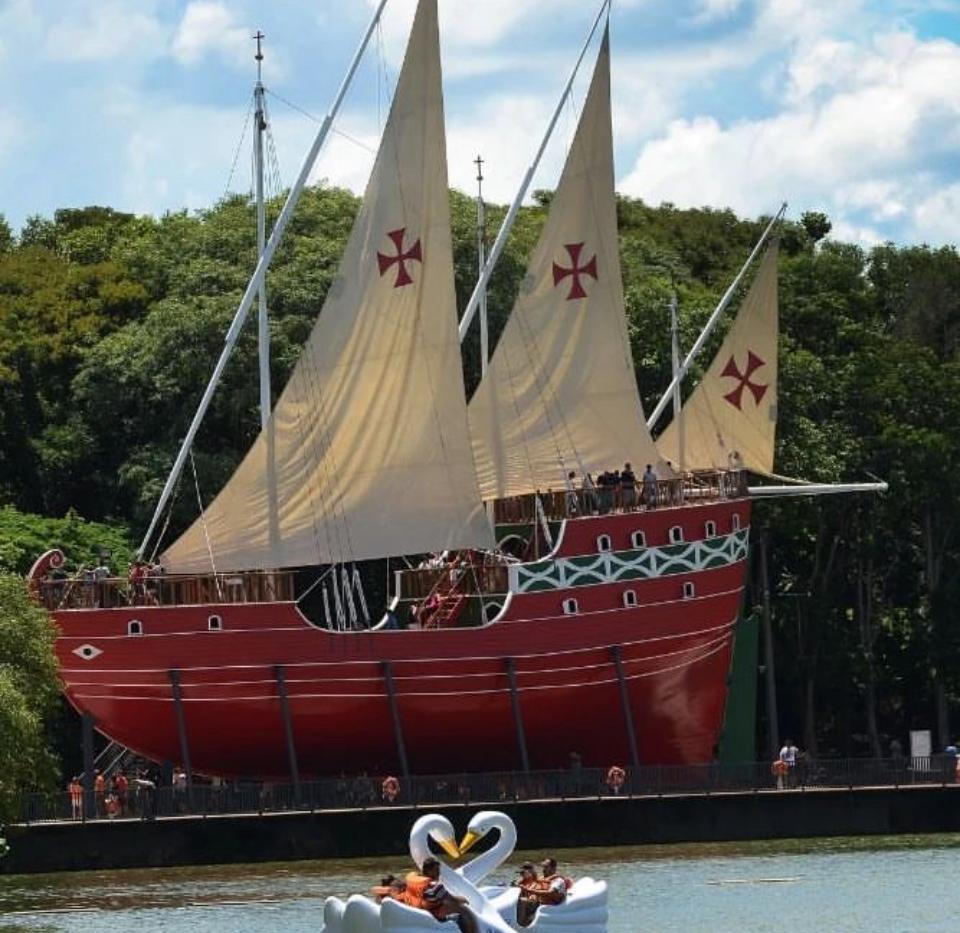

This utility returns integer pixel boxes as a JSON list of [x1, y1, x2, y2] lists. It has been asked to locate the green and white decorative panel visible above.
[[510, 529, 749, 594]]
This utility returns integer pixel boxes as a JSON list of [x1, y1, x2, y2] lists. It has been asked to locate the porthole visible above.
[[705, 520, 717, 538], [732, 514, 741, 531], [562, 598, 579, 615], [669, 525, 685, 544], [622, 589, 638, 608], [683, 582, 695, 599], [631, 530, 646, 548], [128, 620, 143, 636], [208, 614, 223, 631], [596, 534, 612, 552]]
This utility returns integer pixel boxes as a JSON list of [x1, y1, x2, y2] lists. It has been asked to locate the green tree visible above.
[[800, 210, 832, 244], [0, 574, 60, 821]]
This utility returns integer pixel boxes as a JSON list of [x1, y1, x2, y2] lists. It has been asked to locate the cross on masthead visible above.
[[253, 30, 265, 83]]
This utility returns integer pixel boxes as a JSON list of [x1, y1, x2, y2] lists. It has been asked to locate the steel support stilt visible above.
[[611, 644, 641, 769], [168, 669, 193, 789], [275, 665, 301, 795], [505, 657, 530, 772], [382, 661, 410, 779]]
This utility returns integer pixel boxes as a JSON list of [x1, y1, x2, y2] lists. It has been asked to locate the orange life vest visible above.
[[530, 875, 570, 903], [403, 872, 444, 918]]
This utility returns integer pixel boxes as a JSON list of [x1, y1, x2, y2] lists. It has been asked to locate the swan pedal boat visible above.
[[319, 811, 609, 933]]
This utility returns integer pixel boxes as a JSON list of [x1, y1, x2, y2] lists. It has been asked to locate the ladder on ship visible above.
[[417, 557, 473, 629]]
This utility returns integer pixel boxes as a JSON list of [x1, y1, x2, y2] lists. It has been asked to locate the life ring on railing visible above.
[[771, 759, 789, 777], [606, 765, 626, 792], [381, 776, 400, 803]]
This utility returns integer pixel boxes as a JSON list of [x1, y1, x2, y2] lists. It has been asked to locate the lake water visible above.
[[1, 834, 957, 932]]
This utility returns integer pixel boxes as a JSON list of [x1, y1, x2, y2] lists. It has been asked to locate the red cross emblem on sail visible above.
[[552, 242, 598, 300], [377, 228, 422, 288], [721, 351, 769, 410]]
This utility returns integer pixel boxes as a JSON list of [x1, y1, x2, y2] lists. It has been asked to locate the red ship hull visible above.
[[52, 499, 750, 778]]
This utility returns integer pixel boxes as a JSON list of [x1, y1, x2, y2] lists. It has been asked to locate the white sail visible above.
[[467, 29, 661, 501], [657, 242, 779, 473], [163, 0, 493, 573]]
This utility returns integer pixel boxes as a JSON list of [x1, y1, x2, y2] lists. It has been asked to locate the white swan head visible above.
[[409, 812, 460, 868], [459, 810, 517, 857]]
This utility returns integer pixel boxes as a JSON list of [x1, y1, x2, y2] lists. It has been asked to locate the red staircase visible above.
[[418, 553, 474, 629]]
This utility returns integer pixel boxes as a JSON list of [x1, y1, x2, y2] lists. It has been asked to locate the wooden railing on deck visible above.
[[38, 570, 295, 612], [396, 559, 509, 602], [494, 469, 748, 525]]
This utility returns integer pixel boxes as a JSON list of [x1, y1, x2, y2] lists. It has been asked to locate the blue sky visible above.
[[1, 0, 958, 246]]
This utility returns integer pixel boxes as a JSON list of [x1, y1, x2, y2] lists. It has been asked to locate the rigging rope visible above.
[[189, 451, 222, 599], [224, 94, 255, 200], [149, 472, 184, 564]]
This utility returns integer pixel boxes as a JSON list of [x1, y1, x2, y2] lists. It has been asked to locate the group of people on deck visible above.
[[371, 854, 571, 930], [567, 463, 661, 516]]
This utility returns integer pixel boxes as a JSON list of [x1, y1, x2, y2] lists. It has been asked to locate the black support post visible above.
[[611, 644, 641, 769], [168, 669, 193, 789], [382, 661, 410, 779], [505, 657, 530, 772], [275, 665, 301, 794], [81, 712, 95, 821]]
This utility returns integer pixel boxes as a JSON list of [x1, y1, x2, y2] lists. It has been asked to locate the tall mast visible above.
[[253, 30, 271, 431], [475, 154, 488, 376], [670, 293, 684, 473]]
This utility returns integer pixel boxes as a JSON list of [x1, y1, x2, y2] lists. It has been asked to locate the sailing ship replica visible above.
[[32, 0, 872, 780]]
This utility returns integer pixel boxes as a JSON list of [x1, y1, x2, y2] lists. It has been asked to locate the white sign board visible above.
[[910, 729, 932, 759]]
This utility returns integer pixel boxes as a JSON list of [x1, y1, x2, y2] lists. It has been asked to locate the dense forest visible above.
[[0, 186, 959, 794]]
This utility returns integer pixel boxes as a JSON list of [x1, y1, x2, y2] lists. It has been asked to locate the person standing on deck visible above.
[[621, 463, 637, 509], [642, 464, 658, 508]]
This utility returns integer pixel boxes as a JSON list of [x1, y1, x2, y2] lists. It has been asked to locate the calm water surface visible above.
[[1, 834, 957, 932]]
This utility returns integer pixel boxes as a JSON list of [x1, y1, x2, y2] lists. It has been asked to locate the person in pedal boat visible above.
[[512, 861, 541, 927], [401, 856, 478, 932], [370, 873, 407, 903], [538, 857, 572, 903], [514, 857, 573, 926]]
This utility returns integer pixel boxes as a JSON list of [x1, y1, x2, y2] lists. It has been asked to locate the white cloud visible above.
[[172, 1, 250, 68], [43, 2, 166, 62], [620, 29, 960, 247], [912, 182, 960, 245], [367, 0, 613, 62], [688, 0, 746, 26]]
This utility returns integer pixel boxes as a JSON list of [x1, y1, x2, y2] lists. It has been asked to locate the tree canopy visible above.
[[0, 185, 958, 762], [0, 574, 59, 820]]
